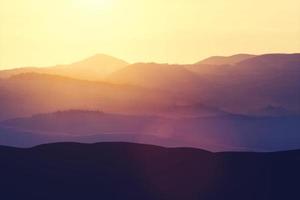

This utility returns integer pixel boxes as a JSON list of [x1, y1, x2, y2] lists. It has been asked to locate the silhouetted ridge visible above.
[[0, 142, 299, 200]]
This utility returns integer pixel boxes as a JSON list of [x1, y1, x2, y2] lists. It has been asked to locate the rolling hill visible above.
[[0, 142, 299, 200]]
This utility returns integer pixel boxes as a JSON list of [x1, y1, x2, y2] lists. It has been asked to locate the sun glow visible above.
[[0, 0, 299, 68], [73, 0, 115, 11]]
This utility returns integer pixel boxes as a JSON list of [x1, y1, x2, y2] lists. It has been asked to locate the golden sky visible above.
[[0, 0, 300, 68]]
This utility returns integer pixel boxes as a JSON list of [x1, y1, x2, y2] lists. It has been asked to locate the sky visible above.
[[0, 0, 300, 69]]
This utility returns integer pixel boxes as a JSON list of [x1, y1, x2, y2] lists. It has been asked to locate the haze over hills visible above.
[[0, 53, 299, 151], [1, 110, 300, 151], [186, 54, 300, 115], [0, 54, 300, 119], [0, 73, 175, 120], [0, 142, 299, 200], [106, 53, 300, 116], [0, 53, 299, 116], [1, 0, 299, 198]]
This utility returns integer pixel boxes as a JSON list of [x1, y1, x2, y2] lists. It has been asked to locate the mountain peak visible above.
[[72, 54, 129, 66], [47, 54, 130, 80]]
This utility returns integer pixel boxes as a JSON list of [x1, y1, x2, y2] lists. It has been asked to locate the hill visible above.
[[186, 53, 300, 115], [0, 142, 299, 200]]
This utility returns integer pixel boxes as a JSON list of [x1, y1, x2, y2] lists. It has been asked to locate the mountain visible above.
[[107, 53, 300, 116], [186, 53, 300, 115], [1, 110, 300, 151], [0, 54, 129, 81], [0, 53, 299, 118], [0, 73, 175, 120], [0, 142, 299, 200], [196, 54, 256, 65]]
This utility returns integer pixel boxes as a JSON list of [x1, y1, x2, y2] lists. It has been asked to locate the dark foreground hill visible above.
[[0, 142, 299, 200]]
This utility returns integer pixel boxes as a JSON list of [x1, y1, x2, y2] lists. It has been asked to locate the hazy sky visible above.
[[0, 0, 300, 68]]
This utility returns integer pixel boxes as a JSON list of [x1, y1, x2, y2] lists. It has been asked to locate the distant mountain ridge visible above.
[[196, 54, 256, 65], [186, 53, 300, 115], [0, 53, 299, 117]]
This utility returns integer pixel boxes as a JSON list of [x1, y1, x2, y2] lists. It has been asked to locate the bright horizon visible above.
[[0, 0, 300, 69]]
